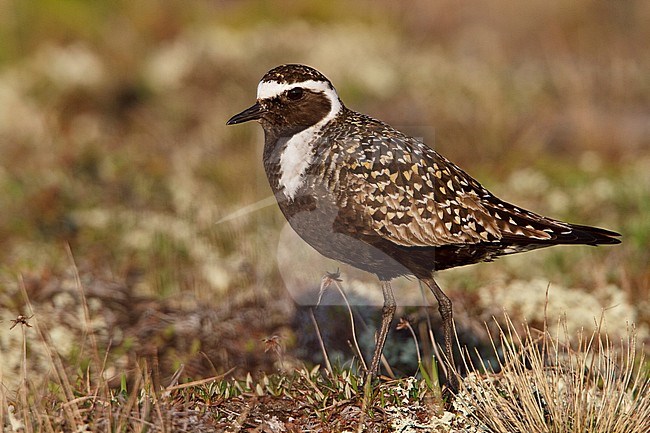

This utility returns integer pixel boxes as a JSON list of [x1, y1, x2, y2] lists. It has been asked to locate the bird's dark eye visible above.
[[287, 87, 304, 101]]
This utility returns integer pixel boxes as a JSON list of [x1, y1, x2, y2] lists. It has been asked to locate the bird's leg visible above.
[[368, 279, 396, 377], [422, 277, 458, 391]]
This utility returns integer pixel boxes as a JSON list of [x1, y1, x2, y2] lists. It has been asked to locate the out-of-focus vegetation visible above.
[[0, 0, 648, 430]]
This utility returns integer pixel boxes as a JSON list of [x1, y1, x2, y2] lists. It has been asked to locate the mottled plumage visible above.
[[227, 64, 620, 387], [308, 109, 619, 278]]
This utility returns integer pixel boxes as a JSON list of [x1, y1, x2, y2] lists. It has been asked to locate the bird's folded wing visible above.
[[334, 135, 557, 248]]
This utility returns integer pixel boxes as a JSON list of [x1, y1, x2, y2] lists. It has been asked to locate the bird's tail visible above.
[[557, 223, 621, 246]]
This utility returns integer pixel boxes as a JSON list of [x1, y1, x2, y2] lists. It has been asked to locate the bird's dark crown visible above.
[[261, 64, 333, 86]]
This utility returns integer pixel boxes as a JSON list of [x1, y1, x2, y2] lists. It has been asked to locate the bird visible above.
[[226, 64, 621, 387]]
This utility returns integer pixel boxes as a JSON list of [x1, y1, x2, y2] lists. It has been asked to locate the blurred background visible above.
[[0, 0, 648, 388]]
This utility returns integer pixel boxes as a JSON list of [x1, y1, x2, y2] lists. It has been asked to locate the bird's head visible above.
[[227, 64, 343, 139]]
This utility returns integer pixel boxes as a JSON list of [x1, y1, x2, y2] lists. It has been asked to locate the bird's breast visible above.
[[263, 128, 339, 202]]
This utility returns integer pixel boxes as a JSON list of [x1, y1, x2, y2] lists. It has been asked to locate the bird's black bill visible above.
[[226, 102, 264, 125]]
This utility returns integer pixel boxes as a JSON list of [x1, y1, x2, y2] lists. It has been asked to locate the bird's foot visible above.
[[316, 268, 342, 307]]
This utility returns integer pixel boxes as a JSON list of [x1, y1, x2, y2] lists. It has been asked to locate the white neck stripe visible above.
[[263, 80, 343, 201]]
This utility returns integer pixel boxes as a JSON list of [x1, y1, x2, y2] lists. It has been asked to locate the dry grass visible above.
[[455, 316, 650, 433], [3, 278, 648, 432]]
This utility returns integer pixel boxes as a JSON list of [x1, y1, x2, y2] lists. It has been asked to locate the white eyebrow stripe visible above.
[[256, 79, 335, 100], [257, 79, 343, 125]]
